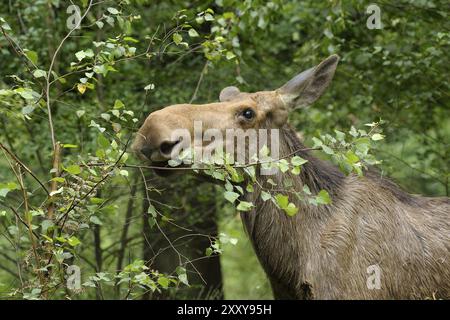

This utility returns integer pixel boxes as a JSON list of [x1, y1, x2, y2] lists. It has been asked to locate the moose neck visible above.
[[247, 124, 345, 218], [279, 125, 344, 194], [241, 125, 345, 298]]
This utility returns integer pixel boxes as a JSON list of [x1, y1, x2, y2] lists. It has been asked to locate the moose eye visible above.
[[241, 108, 255, 120]]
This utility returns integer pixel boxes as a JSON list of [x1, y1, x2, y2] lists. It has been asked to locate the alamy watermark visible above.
[[366, 264, 381, 290], [66, 5, 81, 30], [366, 4, 383, 30], [66, 265, 81, 291]]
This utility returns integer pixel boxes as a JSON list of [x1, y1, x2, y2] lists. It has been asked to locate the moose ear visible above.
[[277, 55, 339, 108], [219, 86, 240, 102]]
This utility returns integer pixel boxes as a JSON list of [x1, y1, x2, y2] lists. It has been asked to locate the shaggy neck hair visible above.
[[281, 125, 345, 195], [240, 125, 345, 299], [240, 125, 449, 300]]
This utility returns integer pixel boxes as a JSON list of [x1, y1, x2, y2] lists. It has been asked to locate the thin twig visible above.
[[190, 61, 209, 103], [86, 147, 320, 172], [45, 0, 94, 150], [0, 142, 50, 196]]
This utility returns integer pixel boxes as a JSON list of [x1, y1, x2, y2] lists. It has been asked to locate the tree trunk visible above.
[[141, 175, 223, 299]]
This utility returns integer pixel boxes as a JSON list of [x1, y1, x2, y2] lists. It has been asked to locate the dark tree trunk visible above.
[[141, 174, 223, 299], [141, 177, 154, 300]]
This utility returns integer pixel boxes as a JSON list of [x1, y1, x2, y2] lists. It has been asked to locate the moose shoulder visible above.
[[132, 55, 450, 299]]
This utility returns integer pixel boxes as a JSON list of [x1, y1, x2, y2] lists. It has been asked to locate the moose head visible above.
[[132, 55, 339, 174]]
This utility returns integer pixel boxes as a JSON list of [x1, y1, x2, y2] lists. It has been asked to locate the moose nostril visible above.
[[160, 140, 180, 156], [140, 146, 153, 159]]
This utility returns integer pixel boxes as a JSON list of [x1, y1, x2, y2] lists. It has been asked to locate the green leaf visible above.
[[204, 13, 214, 21], [225, 165, 244, 183], [65, 165, 82, 175], [188, 29, 199, 37], [226, 51, 236, 60], [75, 51, 85, 61], [157, 277, 170, 288], [76, 110, 85, 118], [224, 191, 239, 203], [114, 99, 125, 109], [23, 288, 41, 300], [49, 187, 63, 196], [302, 185, 311, 195], [261, 191, 272, 201], [51, 177, 65, 183], [90, 197, 104, 204], [278, 159, 289, 173], [283, 203, 298, 216], [67, 236, 81, 247], [62, 144, 78, 149], [144, 84, 155, 91], [371, 133, 385, 141], [101, 113, 111, 122], [173, 33, 182, 45], [161, 216, 173, 222], [33, 69, 46, 78], [15, 88, 37, 100], [345, 151, 360, 164], [119, 169, 128, 177], [21, 105, 35, 115], [97, 134, 110, 149], [168, 159, 181, 167], [111, 109, 120, 118], [30, 209, 44, 217], [144, 216, 154, 229], [40, 220, 54, 234], [0, 17, 12, 30], [275, 194, 289, 209], [124, 36, 139, 43], [235, 186, 244, 195], [219, 232, 238, 246], [236, 201, 253, 212], [176, 266, 189, 285], [291, 156, 308, 166], [312, 137, 323, 148], [291, 166, 301, 175], [349, 126, 359, 137], [316, 190, 331, 205], [93, 64, 108, 76], [321, 145, 334, 155], [107, 7, 119, 15], [25, 50, 38, 64], [147, 204, 157, 218], [355, 137, 370, 154], [90, 216, 103, 225], [224, 180, 233, 192], [75, 49, 94, 61], [77, 83, 87, 94], [334, 130, 346, 142]]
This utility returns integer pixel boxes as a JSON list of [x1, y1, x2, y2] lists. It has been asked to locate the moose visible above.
[[132, 55, 450, 299]]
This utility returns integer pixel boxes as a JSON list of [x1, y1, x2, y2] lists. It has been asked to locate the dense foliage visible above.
[[0, 0, 448, 299]]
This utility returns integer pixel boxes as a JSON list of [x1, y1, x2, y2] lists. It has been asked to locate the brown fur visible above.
[[243, 126, 449, 299], [133, 55, 450, 299]]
